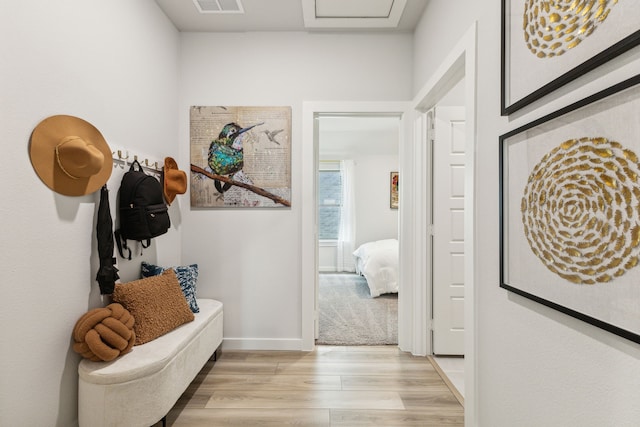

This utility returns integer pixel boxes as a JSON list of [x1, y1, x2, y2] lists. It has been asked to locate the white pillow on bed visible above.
[[353, 239, 397, 259]]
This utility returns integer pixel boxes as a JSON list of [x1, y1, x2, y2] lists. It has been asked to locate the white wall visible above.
[[0, 1, 180, 425], [352, 154, 399, 248], [317, 153, 399, 272], [413, 1, 640, 425], [179, 32, 412, 348]]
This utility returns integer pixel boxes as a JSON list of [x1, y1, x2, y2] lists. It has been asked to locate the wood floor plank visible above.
[[341, 374, 450, 391], [219, 346, 424, 363], [192, 373, 342, 391], [162, 347, 464, 426], [208, 360, 279, 375], [301, 350, 431, 364], [330, 409, 464, 426], [166, 408, 331, 426], [276, 361, 434, 377], [219, 350, 315, 362], [205, 390, 405, 410]]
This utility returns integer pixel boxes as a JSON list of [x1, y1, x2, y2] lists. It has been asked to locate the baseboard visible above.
[[427, 355, 464, 407], [221, 338, 305, 351]]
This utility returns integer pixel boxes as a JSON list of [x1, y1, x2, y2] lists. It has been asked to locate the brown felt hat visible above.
[[163, 157, 187, 205], [29, 115, 112, 196]]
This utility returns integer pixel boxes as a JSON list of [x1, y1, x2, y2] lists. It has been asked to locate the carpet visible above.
[[317, 273, 398, 345]]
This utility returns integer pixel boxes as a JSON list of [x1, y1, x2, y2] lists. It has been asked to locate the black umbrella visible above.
[[96, 184, 119, 294]]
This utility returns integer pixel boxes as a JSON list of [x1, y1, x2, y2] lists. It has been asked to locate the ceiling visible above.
[[154, 1, 411, 157], [155, 0, 428, 32]]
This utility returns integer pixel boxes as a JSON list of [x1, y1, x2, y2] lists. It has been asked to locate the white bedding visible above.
[[353, 239, 399, 297]]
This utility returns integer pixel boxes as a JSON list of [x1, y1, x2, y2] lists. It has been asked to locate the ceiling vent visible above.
[[192, 0, 244, 14]]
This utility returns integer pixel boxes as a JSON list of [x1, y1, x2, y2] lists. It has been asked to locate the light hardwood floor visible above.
[[153, 345, 463, 426]]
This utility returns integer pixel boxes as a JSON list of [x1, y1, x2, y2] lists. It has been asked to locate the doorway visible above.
[[431, 103, 466, 357], [301, 101, 408, 352], [316, 115, 401, 345], [429, 102, 467, 400], [411, 23, 477, 423]]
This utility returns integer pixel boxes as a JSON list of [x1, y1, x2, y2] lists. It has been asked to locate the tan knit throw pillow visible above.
[[112, 269, 194, 345]]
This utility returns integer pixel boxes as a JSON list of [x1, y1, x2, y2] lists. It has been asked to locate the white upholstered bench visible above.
[[78, 299, 223, 427]]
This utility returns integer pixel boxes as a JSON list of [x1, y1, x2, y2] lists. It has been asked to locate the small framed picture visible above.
[[500, 75, 640, 343], [390, 172, 399, 209]]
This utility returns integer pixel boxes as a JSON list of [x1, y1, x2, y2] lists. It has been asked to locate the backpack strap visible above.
[[114, 229, 132, 261], [129, 159, 143, 172], [115, 229, 152, 260]]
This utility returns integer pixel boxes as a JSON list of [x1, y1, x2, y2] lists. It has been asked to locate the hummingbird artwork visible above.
[[207, 121, 263, 195]]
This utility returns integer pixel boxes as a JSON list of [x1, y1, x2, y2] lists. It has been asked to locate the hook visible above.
[[112, 150, 126, 169]]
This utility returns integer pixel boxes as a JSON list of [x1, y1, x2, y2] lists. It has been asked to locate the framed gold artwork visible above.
[[500, 75, 640, 343], [501, 0, 640, 115]]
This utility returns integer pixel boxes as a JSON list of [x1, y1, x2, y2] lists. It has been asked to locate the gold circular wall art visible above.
[[521, 137, 640, 284], [523, 0, 618, 58]]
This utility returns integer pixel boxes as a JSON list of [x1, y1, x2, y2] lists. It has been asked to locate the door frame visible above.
[[412, 22, 477, 424], [301, 101, 409, 349]]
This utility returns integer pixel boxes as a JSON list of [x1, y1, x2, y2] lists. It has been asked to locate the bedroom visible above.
[[317, 115, 400, 345]]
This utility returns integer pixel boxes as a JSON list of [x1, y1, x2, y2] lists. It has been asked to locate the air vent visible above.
[[192, 0, 244, 14]]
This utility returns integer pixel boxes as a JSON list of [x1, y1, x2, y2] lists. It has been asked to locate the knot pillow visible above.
[[72, 303, 135, 362]]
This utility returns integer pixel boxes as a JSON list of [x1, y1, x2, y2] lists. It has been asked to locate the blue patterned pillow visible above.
[[141, 261, 199, 313]]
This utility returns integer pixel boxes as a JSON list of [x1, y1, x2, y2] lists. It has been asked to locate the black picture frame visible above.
[[500, 74, 640, 344], [501, 0, 640, 116]]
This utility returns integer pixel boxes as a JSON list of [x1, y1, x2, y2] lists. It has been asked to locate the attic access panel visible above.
[[302, 0, 407, 28], [315, 0, 393, 18]]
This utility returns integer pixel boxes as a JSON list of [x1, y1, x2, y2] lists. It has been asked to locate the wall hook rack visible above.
[[111, 148, 161, 175]]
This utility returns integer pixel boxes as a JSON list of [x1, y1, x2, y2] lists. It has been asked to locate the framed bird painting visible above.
[[190, 106, 292, 208]]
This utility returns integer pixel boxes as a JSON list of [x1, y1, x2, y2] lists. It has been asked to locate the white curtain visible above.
[[337, 159, 356, 272]]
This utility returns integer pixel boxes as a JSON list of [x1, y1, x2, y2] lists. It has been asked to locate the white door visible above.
[[432, 106, 465, 355]]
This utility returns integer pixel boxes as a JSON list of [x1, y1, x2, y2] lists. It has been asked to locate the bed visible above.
[[353, 238, 399, 297]]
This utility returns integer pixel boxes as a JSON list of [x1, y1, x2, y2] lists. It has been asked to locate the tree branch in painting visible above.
[[190, 164, 291, 207]]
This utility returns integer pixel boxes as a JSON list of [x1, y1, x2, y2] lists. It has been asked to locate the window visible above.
[[318, 162, 342, 240]]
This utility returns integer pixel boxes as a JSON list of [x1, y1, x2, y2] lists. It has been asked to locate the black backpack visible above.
[[115, 160, 170, 260]]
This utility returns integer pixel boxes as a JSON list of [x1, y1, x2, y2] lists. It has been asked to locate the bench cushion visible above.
[[79, 298, 222, 384]]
